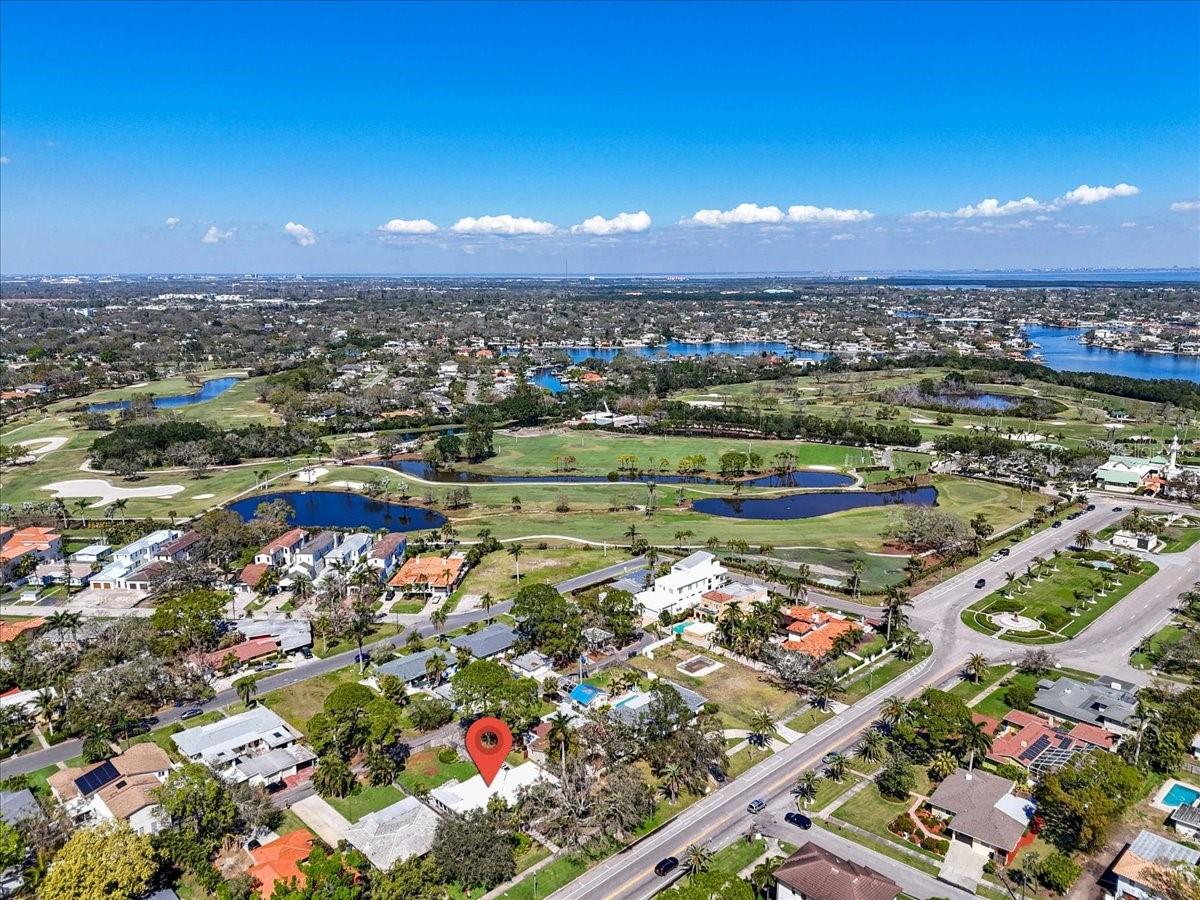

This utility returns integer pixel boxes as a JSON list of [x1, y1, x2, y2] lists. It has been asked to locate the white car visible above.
[[989, 552, 1003, 562]]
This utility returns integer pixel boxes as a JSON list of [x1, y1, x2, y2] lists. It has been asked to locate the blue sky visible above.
[[1, 0, 1198, 273]]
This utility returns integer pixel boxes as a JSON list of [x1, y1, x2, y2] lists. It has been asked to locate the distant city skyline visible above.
[[1, 1, 1198, 274]]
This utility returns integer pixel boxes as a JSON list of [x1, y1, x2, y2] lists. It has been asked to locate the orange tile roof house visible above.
[[781, 605, 862, 658], [0, 617, 46, 643], [0, 526, 63, 579], [248, 829, 315, 898], [206, 635, 280, 670], [388, 554, 467, 600]]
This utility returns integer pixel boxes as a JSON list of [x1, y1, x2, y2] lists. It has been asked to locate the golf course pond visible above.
[[87, 376, 240, 413], [692, 485, 937, 519], [228, 490, 448, 531], [383, 459, 855, 489]]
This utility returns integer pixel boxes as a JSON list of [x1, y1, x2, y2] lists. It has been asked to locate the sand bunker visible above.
[[295, 467, 329, 485], [328, 479, 368, 491], [42, 478, 185, 508], [17, 436, 69, 456], [191, 492, 215, 499]]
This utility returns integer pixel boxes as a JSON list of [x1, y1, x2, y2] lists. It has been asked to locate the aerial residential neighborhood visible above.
[[2, 2, 1200, 900]]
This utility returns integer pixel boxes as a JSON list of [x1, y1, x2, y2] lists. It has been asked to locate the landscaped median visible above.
[[960, 550, 1156, 644]]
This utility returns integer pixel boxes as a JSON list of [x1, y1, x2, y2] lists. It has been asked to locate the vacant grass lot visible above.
[[447, 546, 617, 605], [326, 783, 406, 822], [629, 645, 802, 731], [1131, 622, 1190, 673], [260, 666, 363, 730], [948, 664, 1014, 703], [961, 554, 1157, 644]]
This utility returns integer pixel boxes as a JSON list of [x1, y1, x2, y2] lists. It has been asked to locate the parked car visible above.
[[821, 752, 840, 765], [989, 552, 1003, 562], [1113, 506, 1124, 512], [974, 578, 987, 589], [998, 547, 1011, 557], [747, 799, 766, 814], [1086, 504, 1096, 511], [1052, 521, 1063, 528], [180, 708, 203, 720], [784, 812, 813, 829], [354, 652, 371, 665], [655, 857, 680, 877]]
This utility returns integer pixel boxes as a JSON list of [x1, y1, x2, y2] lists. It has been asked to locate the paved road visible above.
[[2, 599, 515, 776], [548, 495, 1200, 900], [555, 555, 648, 593]]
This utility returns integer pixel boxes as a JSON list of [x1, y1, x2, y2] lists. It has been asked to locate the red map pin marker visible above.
[[465, 716, 513, 787]]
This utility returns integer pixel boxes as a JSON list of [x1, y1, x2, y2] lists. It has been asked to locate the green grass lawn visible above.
[[961, 553, 1157, 644], [1131, 622, 1190, 672], [1161, 525, 1200, 553], [325, 783, 406, 822], [495, 854, 588, 900], [974, 672, 1042, 720], [831, 780, 940, 861], [261, 666, 363, 729], [630, 647, 802, 731], [22, 764, 60, 799], [726, 744, 774, 778], [948, 664, 1014, 703], [397, 747, 524, 794], [710, 837, 768, 874], [786, 707, 835, 733], [838, 645, 930, 704], [447, 546, 618, 606], [804, 771, 862, 812], [275, 809, 311, 836]]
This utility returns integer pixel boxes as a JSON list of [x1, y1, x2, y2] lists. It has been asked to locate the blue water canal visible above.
[[227, 490, 447, 531], [88, 376, 240, 413], [382, 458, 855, 489], [692, 485, 938, 520], [1025, 325, 1200, 383]]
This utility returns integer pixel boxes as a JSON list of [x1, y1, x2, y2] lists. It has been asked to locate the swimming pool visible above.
[[1164, 782, 1200, 808], [672, 621, 695, 635]]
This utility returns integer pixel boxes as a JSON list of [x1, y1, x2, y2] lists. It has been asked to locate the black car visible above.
[[998, 547, 1011, 557], [974, 578, 986, 589], [1052, 521, 1062, 528], [655, 857, 680, 877], [1086, 504, 1096, 511], [1113, 506, 1124, 512], [784, 812, 813, 829], [180, 708, 203, 720]]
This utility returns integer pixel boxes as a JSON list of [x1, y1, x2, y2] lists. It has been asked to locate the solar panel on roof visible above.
[[1019, 735, 1051, 762], [74, 760, 119, 796]]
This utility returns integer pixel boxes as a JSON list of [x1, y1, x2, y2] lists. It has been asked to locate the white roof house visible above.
[[172, 706, 301, 768], [634, 551, 728, 617], [113, 529, 181, 566], [429, 761, 556, 815], [342, 796, 441, 870]]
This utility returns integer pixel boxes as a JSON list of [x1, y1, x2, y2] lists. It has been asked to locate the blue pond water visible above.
[[1026, 326, 1200, 383], [692, 486, 937, 520], [88, 377, 240, 413], [928, 393, 1019, 411], [227, 490, 447, 531], [529, 369, 570, 394], [382, 458, 855, 489]]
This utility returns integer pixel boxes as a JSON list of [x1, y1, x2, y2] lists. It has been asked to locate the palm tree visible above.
[[856, 728, 887, 763], [674, 529, 694, 550], [507, 542, 524, 584], [882, 585, 912, 641], [684, 844, 713, 876], [750, 857, 782, 899], [747, 708, 778, 749], [657, 762, 687, 801], [546, 711, 573, 771], [424, 653, 448, 687], [792, 770, 822, 808], [236, 678, 258, 708], [896, 632, 923, 661], [966, 653, 990, 684], [928, 750, 958, 781], [624, 523, 639, 550], [33, 689, 59, 737], [480, 592, 495, 622], [431, 605, 449, 634], [956, 719, 994, 771], [809, 671, 837, 710], [1075, 528, 1094, 551], [880, 696, 909, 727], [1003, 571, 1016, 598], [849, 559, 865, 598], [824, 752, 848, 783], [46, 611, 73, 647]]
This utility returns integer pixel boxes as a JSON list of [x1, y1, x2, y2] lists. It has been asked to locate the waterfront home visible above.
[[387, 554, 467, 601], [292, 531, 338, 576], [366, 532, 407, 577], [254, 528, 309, 567]]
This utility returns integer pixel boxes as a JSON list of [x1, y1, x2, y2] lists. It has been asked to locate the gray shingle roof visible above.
[[375, 647, 454, 683], [927, 769, 1030, 852], [1033, 676, 1137, 727], [450, 623, 517, 659], [0, 789, 39, 825]]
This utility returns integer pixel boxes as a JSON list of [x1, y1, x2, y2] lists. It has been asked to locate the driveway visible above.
[[290, 795, 351, 846]]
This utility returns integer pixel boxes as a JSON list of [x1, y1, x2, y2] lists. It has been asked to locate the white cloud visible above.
[[1170, 200, 1200, 213], [0, 155, 9, 165], [1121, 221, 1137, 228], [830, 233, 856, 241], [787, 205, 874, 223], [284, 221, 317, 246], [571, 210, 652, 235], [1055, 183, 1139, 206], [201, 226, 235, 244], [451, 214, 556, 236], [378, 217, 439, 235], [911, 182, 1140, 220], [686, 203, 786, 227], [164, 217, 181, 229]]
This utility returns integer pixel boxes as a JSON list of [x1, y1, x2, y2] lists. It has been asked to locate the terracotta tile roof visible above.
[[1067, 721, 1119, 749], [0, 527, 60, 563], [0, 618, 46, 642], [774, 842, 900, 900], [239, 563, 270, 588], [782, 617, 860, 658], [249, 829, 314, 899], [260, 528, 308, 555], [388, 555, 466, 589], [206, 636, 279, 668], [971, 713, 1002, 736]]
